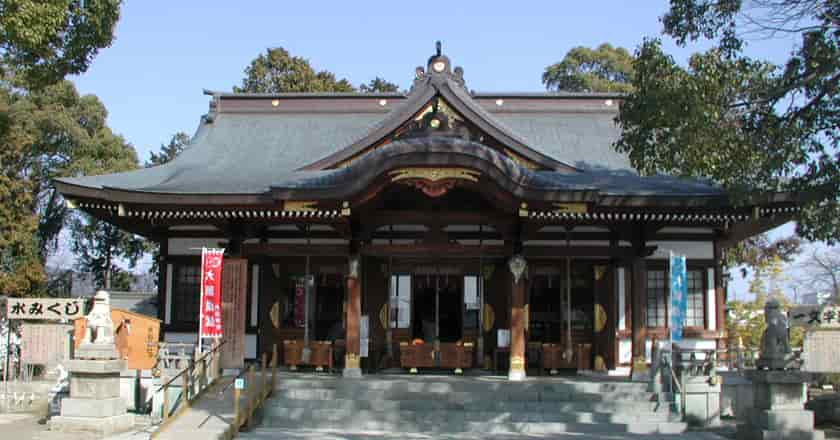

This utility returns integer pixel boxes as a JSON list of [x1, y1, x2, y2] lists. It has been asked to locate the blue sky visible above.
[[71, 1, 800, 161], [67, 1, 805, 296]]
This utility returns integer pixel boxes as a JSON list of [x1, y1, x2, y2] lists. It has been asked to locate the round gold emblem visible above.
[[594, 303, 607, 333], [483, 304, 495, 332]]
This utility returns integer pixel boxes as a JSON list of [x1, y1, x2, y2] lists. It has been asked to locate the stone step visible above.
[[275, 378, 651, 394], [256, 419, 687, 435], [263, 408, 678, 424], [271, 387, 660, 403], [265, 397, 669, 414]]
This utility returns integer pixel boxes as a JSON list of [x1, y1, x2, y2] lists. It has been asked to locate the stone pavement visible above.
[[241, 427, 729, 439], [153, 375, 240, 440], [0, 412, 152, 440]]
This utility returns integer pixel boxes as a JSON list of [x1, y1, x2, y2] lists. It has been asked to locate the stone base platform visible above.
[[737, 425, 825, 440], [736, 370, 824, 440], [49, 413, 134, 436]]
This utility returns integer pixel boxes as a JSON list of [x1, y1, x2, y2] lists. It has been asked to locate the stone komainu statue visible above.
[[83, 290, 115, 345], [762, 299, 791, 356], [757, 298, 794, 370]]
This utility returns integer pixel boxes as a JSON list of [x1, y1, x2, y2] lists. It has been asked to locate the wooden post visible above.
[[182, 371, 190, 407], [344, 255, 362, 378], [246, 364, 255, 427], [233, 386, 241, 429], [162, 382, 170, 421], [508, 255, 528, 381]]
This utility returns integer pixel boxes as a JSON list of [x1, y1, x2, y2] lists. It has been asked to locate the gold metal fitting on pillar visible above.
[[632, 356, 648, 374], [510, 355, 526, 371], [345, 353, 360, 369]]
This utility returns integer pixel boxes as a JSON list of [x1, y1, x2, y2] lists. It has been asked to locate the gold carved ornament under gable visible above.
[[553, 203, 588, 214], [389, 168, 480, 183], [283, 200, 319, 212]]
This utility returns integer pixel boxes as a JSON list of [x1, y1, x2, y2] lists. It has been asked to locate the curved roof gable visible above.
[[300, 47, 577, 172]]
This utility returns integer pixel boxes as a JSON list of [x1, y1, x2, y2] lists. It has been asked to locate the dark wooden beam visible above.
[[241, 243, 350, 257], [359, 243, 512, 258], [522, 245, 657, 259]]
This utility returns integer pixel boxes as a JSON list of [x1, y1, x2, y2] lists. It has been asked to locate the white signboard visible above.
[[790, 305, 840, 329], [803, 330, 840, 373], [234, 378, 245, 390], [6, 298, 86, 321], [360, 315, 369, 358], [497, 329, 510, 348], [464, 276, 479, 310], [20, 323, 72, 365]]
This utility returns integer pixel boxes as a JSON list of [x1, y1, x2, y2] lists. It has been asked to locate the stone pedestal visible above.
[[50, 345, 134, 436], [684, 375, 722, 427], [737, 370, 824, 440]]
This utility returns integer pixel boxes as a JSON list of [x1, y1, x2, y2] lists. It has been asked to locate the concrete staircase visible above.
[[246, 374, 687, 436]]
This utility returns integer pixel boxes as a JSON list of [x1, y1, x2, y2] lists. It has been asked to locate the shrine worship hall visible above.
[[55, 44, 798, 380]]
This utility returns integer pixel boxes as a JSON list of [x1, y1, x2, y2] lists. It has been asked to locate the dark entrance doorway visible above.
[[411, 274, 463, 343]]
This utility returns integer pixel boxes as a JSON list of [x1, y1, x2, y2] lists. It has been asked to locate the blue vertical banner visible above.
[[669, 253, 688, 342]]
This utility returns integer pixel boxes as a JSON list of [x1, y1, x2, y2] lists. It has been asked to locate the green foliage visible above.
[[69, 212, 147, 290], [0, 84, 44, 295], [726, 233, 802, 278], [359, 77, 400, 93], [147, 132, 189, 167], [727, 294, 805, 352], [235, 47, 400, 94], [543, 43, 635, 93], [2, 80, 137, 259], [145, 132, 191, 287], [235, 47, 355, 93], [0, 0, 122, 87], [617, 0, 840, 242], [727, 299, 767, 351], [0, 79, 137, 295]]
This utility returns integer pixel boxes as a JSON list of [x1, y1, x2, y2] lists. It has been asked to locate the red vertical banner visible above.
[[200, 248, 225, 338]]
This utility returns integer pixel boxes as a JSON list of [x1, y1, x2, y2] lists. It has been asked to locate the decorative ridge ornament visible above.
[[508, 255, 528, 284], [411, 41, 466, 92]]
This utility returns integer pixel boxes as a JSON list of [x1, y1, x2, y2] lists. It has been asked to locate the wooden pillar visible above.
[[714, 241, 726, 350], [630, 250, 648, 379], [343, 255, 362, 378], [156, 235, 168, 325], [508, 255, 528, 381]]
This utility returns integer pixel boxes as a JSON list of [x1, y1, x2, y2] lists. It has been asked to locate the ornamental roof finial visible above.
[[436, 40, 442, 57]]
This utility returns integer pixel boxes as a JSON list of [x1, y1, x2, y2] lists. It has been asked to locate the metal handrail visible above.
[[151, 339, 227, 438], [156, 339, 228, 392]]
